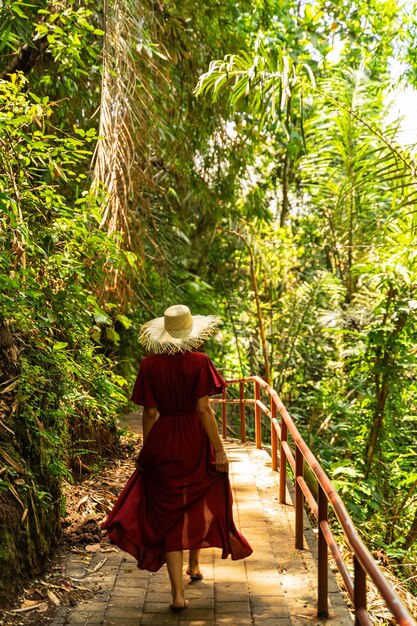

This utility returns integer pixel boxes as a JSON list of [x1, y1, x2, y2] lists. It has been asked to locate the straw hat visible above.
[[139, 304, 220, 354]]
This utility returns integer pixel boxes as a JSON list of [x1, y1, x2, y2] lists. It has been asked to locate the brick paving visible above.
[[51, 413, 353, 625]]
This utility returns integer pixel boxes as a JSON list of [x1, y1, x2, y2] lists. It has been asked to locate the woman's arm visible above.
[[196, 395, 229, 472], [142, 406, 158, 443]]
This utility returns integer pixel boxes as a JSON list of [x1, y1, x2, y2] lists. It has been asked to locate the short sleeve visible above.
[[193, 355, 227, 399], [130, 359, 157, 407]]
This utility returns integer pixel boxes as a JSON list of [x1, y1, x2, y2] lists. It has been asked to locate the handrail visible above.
[[210, 376, 416, 626]]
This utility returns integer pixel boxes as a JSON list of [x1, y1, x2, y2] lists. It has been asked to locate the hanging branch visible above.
[[92, 0, 135, 242], [221, 229, 271, 384], [220, 274, 245, 378]]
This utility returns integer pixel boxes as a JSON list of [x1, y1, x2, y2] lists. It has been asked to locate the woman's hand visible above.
[[215, 449, 229, 473], [142, 406, 158, 443], [196, 395, 229, 473]]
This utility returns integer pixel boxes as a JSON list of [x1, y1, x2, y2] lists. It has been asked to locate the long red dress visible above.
[[101, 351, 252, 571]]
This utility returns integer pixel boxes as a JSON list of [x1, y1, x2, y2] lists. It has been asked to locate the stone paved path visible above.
[[51, 413, 353, 626]]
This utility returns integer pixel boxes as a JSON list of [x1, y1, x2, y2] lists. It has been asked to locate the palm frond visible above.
[[92, 0, 173, 243]]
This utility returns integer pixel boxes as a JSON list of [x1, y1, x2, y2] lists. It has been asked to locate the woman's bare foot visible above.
[[170, 597, 189, 610], [186, 565, 203, 580], [187, 548, 203, 580], [166, 550, 188, 610]]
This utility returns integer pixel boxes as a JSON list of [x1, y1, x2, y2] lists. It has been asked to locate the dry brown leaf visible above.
[[8, 483, 25, 508], [39, 580, 71, 592], [0, 379, 19, 393], [85, 543, 101, 553], [10, 600, 42, 613], [89, 557, 107, 573], [101, 547, 118, 553], [0, 449, 24, 473], [103, 490, 118, 500], [76, 495, 89, 510], [47, 590, 61, 605], [0, 418, 15, 435], [21, 599, 40, 609]]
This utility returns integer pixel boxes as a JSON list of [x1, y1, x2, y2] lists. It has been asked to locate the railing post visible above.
[[354, 555, 367, 626], [255, 380, 261, 449], [271, 397, 277, 471], [279, 416, 287, 504], [295, 444, 304, 549], [222, 388, 227, 440], [240, 381, 246, 443], [317, 484, 329, 618]]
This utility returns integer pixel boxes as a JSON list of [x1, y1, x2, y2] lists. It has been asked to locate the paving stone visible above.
[[110, 584, 146, 603], [115, 579, 146, 588], [73, 599, 106, 612], [215, 579, 247, 589], [49, 619, 67, 626], [107, 595, 144, 608], [178, 608, 214, 620], [63, 611, 104, 624], [215, 615, 252, 625], [140, 615, 180, 625], [249, 582, 285, 596], [87, 575, 117, 585], [253, 615, 292, 626], [105, 606, 141, 619], [216, 598, 250, 615], [214, 592, 247, 603], [103, 617, 139, 626], [251, 594, 287, 608], [90, 589, 111, 601], [147, 584, 172, 595], [187, 600, 214, 611], [178, 621, 213, 626], [143, 601, 174, 613], [186, 584, 213, 597]]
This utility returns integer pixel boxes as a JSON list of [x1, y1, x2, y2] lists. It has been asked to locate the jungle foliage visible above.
[[0, 0, 416, 609]]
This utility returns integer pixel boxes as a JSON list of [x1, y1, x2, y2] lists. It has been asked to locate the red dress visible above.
[[101, 351, 252, 571]]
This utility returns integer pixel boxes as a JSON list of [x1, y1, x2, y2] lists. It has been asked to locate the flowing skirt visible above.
[[101, 411, 253, 571]]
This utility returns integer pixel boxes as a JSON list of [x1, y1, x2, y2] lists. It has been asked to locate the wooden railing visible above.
[[210, 376, 416, 626]]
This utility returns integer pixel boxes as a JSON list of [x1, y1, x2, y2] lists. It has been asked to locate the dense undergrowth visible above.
[[0, 71, 131, 602]]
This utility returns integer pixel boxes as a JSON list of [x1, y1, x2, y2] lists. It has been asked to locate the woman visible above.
[[101, 304, 253, 610]]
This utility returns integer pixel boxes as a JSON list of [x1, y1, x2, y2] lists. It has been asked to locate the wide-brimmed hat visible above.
[[139, 304, 220, 354]]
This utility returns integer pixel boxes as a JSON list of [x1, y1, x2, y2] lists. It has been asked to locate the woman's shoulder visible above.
[[140, 353, 162, 368], [187, 351, 210, 363], [140, 352, 210, 366]]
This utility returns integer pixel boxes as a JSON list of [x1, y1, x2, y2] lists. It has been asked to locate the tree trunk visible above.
[[364, 375, 388, 477], [402, 508, 417, 550], [279, 96, 292, 228], [224, 230, 271, 383], [1, 40, 49, 80], [364, 299, 407, 477]]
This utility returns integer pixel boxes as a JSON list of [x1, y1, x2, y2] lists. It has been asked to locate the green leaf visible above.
[[105, 327, 120, 344], [0, 24, 12, 51], [331, 466, 361, 478], [115, 314, 131, 329], [52, 342, 68, 351]]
